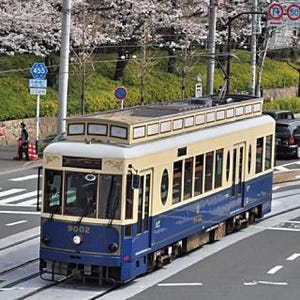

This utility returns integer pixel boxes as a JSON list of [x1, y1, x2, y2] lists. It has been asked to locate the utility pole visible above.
[[250, 0, 258, 96], [57, 0, 71, 134], [226, 11, 265, 94], [206, 0, 217, 96]]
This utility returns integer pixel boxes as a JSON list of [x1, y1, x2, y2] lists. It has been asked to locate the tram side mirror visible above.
[[131, 174, 140, 189]]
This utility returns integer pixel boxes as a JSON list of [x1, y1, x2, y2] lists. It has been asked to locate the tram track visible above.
[[0, 258, 39, 277]]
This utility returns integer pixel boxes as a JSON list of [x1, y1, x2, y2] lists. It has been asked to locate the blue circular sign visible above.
[[114, 86, 127, 100], [30, 62, 48, 79]]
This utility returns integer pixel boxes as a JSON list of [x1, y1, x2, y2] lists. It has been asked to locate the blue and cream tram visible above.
[[39, 95, 275, 283]]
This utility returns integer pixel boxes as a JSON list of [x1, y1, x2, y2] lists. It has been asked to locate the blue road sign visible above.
[[29, 79, 47, 88], [30, 62, 48, 79], [114, 86, 127, 100]]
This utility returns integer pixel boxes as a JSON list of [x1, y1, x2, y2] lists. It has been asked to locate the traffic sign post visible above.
[[114, 86, 127, 109], [29, 62, 48, 149]]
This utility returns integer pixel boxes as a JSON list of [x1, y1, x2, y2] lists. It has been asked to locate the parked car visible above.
[[38, 132, 65, 155], [275, 119, 300, 159], [263, 109, 295, 120]]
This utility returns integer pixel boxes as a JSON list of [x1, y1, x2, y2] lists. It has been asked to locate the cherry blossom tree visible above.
[[0, 0, 271, 87]]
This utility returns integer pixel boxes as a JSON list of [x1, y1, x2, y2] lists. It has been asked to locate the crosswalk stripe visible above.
[[0, 191, 39, 205], [274, 166, 288, 171], [9, 174, 40, 182], [15, 198, 40, 206], [0, 188, 26, 198]]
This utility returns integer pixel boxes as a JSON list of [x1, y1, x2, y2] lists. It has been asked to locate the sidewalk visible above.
[[0, 144, 40, 173], [273, 169, 300, 184]]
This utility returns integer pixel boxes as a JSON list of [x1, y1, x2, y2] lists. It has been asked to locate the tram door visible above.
[[231, 143, 246, 207], [136, 171, 152, 249]]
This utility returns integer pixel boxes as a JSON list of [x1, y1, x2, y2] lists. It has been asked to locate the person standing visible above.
[[17, 122, 29, 160]]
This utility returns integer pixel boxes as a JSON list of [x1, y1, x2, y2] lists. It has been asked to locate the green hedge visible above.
[[0, 50, 298, 120]]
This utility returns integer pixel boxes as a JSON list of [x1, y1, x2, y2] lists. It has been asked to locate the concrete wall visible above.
[[0, 117, 57, 146], [263, 86, 298, 100]]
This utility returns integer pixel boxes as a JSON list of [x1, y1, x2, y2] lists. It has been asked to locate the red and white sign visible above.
[[287, 4, 300, 21], [268, 3, 284, 20]]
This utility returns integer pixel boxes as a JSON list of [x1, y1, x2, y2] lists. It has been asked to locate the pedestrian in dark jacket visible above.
[[17, 122, 29, 160]]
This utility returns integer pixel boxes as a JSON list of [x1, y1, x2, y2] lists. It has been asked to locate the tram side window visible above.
[[143, 174, 151, 231], [125, 175, 133, 219], [44, 169, 62, 214], [194, 154, 204, 196], [172, 160, 183, 204], [226, 151, 230, 181], [248, 145, 252, 174], [255, 137, 264, 174], [205, 152, 213, 192], [98, 175, 122, 220], [265, 135, 273, 170], [137, 176, 144, 234], [64, 172, 97, 217], [215, 149, 223, 188], [184, 157, 193, 200]]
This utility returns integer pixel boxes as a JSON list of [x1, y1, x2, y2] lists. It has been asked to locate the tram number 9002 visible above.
[[67, 224, 91, 234]]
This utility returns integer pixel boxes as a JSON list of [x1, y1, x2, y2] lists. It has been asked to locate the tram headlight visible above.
[[73, 235, 82, 245], [108, 242, 119, 252]]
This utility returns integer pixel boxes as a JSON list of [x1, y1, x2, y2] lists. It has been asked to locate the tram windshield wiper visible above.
[[48, 204, 60, 221], [76, 207, 89, 225]]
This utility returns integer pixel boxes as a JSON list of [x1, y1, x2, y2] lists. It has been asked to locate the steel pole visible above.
[[57, 0, 71, 134], [206, 0, 217, 95]]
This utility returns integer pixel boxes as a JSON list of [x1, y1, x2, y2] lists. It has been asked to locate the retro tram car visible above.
[[39, 94, 275, 284]]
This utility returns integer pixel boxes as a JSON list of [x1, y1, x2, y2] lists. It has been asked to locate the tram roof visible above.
[[65, 94, 264, 145], [45, 115, 274, 160]]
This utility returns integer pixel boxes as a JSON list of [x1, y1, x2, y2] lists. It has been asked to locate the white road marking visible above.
[[9, 174, 40, 182], [15, 198, 39, 206], [282, 220, 300, 224], [286, 253, 300, 261], [274, 166, 289, 171], [0, 190, 39, 205], [157, 283, 203, 286], [0, 188, 26, 198], [259, 227, 300, 232], [5, 220, 28, 226], [244, 280, 287, 286], [272, 186, 281, 191], [0, 210, 40, 215], [267, 265, 283, 274]]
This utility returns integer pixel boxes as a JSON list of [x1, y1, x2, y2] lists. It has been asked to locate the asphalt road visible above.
[[0, 144, 40, 174]]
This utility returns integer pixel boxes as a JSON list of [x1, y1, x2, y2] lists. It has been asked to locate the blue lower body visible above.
[[40, 173, 272, 282]]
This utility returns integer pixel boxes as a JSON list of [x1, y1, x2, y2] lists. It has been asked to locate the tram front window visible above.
[[99, 175, 121, 220], [64, 172, 97, 217], [43, 169, 122, 220], [44, 169, 63, 214]]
